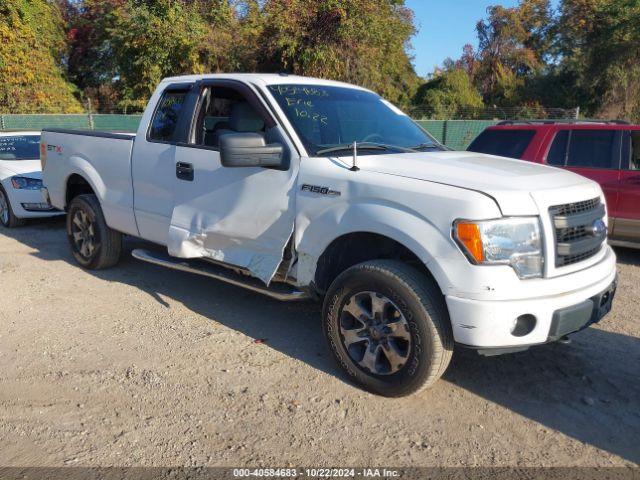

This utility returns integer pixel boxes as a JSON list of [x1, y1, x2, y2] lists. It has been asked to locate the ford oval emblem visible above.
[[590, 219, 607, 237]]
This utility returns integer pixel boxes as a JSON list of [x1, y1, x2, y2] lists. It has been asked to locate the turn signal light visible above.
[[40, 142, 47, 169], [455, 222, 484, 262]]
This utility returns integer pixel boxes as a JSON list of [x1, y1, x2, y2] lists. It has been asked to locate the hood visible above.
[[0, 159, 42, 178], [351, 151, 601, 215]]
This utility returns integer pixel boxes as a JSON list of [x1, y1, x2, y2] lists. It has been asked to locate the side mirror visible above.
[[219, 132, 284, 169]]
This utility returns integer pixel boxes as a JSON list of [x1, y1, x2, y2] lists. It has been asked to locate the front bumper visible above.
[[446, 246, 617, 349], [8, 186, 63, 219], [547, 278, 616, 342]]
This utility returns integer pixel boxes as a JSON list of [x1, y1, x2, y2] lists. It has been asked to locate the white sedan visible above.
[[0, 131, 63, 227]]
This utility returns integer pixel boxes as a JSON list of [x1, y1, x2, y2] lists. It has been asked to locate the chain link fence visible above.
[[409, 105, 580, 121], [0, 114, 143, 133]]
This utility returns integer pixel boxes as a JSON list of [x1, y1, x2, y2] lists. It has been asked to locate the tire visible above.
[[0, 185, 26, 228], [323, 260, 453, 397], [66, 194, 122, 269]]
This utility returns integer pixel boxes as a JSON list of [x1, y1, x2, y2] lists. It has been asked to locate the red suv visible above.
[[468, 120, 640, 248]]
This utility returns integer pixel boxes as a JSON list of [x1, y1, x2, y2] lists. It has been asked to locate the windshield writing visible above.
[[268, 84, 438, 156], [0, 135, 41, 160]]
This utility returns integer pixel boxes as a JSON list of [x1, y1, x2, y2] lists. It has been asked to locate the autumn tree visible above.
[[58, 0, 421, 111], [455, 44, 480, 81], [63, 0, 246, 111], [256, 0, 420, 107], [188, 0, 247, 72], [555, 0, 640, 120], [474, 0, 552, 105], [413, 69, 484, 119], [0, 0, 83, 113], [63, 0, 126, 112], [106, 0, 209, 110]]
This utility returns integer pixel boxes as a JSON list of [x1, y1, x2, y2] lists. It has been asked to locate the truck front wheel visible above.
[[66, 194, 122, 270], [322, 260, 453, 397]]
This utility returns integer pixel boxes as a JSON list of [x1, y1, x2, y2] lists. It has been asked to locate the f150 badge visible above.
[[301, 184, 341, 196], [301, 183, 340, 197]]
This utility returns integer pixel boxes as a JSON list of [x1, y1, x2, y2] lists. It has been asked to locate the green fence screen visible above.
[[415, 120, 497, 150], [2, 114, 93, 130], [0, 114, 143, 134], [0, 114, 494, 150], [92, 114, 143, 132]]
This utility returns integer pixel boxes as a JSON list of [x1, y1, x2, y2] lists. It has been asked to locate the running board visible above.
[[131, 249, 310, 302]]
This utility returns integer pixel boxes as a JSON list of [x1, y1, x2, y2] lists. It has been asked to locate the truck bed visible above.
[[41, 128, 138, 236]]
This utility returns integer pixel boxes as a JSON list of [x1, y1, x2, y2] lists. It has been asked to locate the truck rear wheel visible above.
[[66, 194, 122, 270], [322, 260, 453, 397]]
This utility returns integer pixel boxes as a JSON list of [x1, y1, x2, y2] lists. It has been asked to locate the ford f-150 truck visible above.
[[40, 74, 617, 396]]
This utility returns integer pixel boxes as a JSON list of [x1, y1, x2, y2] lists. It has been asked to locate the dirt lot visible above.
[[0, 218, 638, 468]]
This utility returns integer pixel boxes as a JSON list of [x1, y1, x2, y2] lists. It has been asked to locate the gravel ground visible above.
[[0, 218, 638, 468]]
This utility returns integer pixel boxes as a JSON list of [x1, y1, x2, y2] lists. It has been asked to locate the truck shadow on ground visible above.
[[614, 246, 640, 266], [3, 220, 640, 464], [449, 337, 640, 464]]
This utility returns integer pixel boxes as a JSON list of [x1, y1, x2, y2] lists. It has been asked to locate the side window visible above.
[[566, 130, 617, 169], [149, 90, 187, 142], [193, 86, 265, 148], [623, 131, 640, 170], [546, 130, 569, 166]]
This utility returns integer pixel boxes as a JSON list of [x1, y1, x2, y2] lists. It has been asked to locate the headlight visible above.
[[454, 217, 544, 279], [11, 176, 43, 190]]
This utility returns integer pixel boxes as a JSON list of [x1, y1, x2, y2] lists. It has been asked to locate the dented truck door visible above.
[[167, 79, 299, 285]]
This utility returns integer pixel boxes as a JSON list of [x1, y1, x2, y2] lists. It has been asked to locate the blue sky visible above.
[[406, 0, 559, 78]]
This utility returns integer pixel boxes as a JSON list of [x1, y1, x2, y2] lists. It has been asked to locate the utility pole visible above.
[[87, 98, 94, 130]]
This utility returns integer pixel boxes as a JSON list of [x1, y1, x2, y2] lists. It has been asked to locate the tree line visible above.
[[0, 0, 638, 120], [418, 0, 640, 121]]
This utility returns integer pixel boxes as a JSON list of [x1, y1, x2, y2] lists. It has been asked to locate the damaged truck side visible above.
[[41, 74, 618, 396]]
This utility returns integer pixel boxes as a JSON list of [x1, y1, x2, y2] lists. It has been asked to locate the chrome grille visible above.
[[552, 198, 600, 217], [556, 225, 588, 243], [558, 247, 603, 267], [550, 198, 606, 268]]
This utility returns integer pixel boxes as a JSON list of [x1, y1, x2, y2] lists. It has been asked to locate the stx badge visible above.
[[47, 144, 63, 154]]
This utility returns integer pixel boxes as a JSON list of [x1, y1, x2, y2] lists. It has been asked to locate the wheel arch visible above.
[[62, 155, 108, 210], [312, 232, 445, 295], [62, 157, 138, 237], [295, 203, 457, 296], [65, 173, 97, 208]]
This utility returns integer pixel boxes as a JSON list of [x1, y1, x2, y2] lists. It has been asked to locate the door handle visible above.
[[176, 162, 194, 181]]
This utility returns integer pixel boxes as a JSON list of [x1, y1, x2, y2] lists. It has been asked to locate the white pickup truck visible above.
[[41, 74, 617, 396]]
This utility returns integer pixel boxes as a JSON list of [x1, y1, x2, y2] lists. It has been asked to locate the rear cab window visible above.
[[148, 90, 189, 142], [546, 129, 620, 169], [467, 129, 535, 158]]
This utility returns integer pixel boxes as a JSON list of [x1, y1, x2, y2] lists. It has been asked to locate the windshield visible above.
[[267, 84, 439, 156], [0, 135, 41, 160]]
